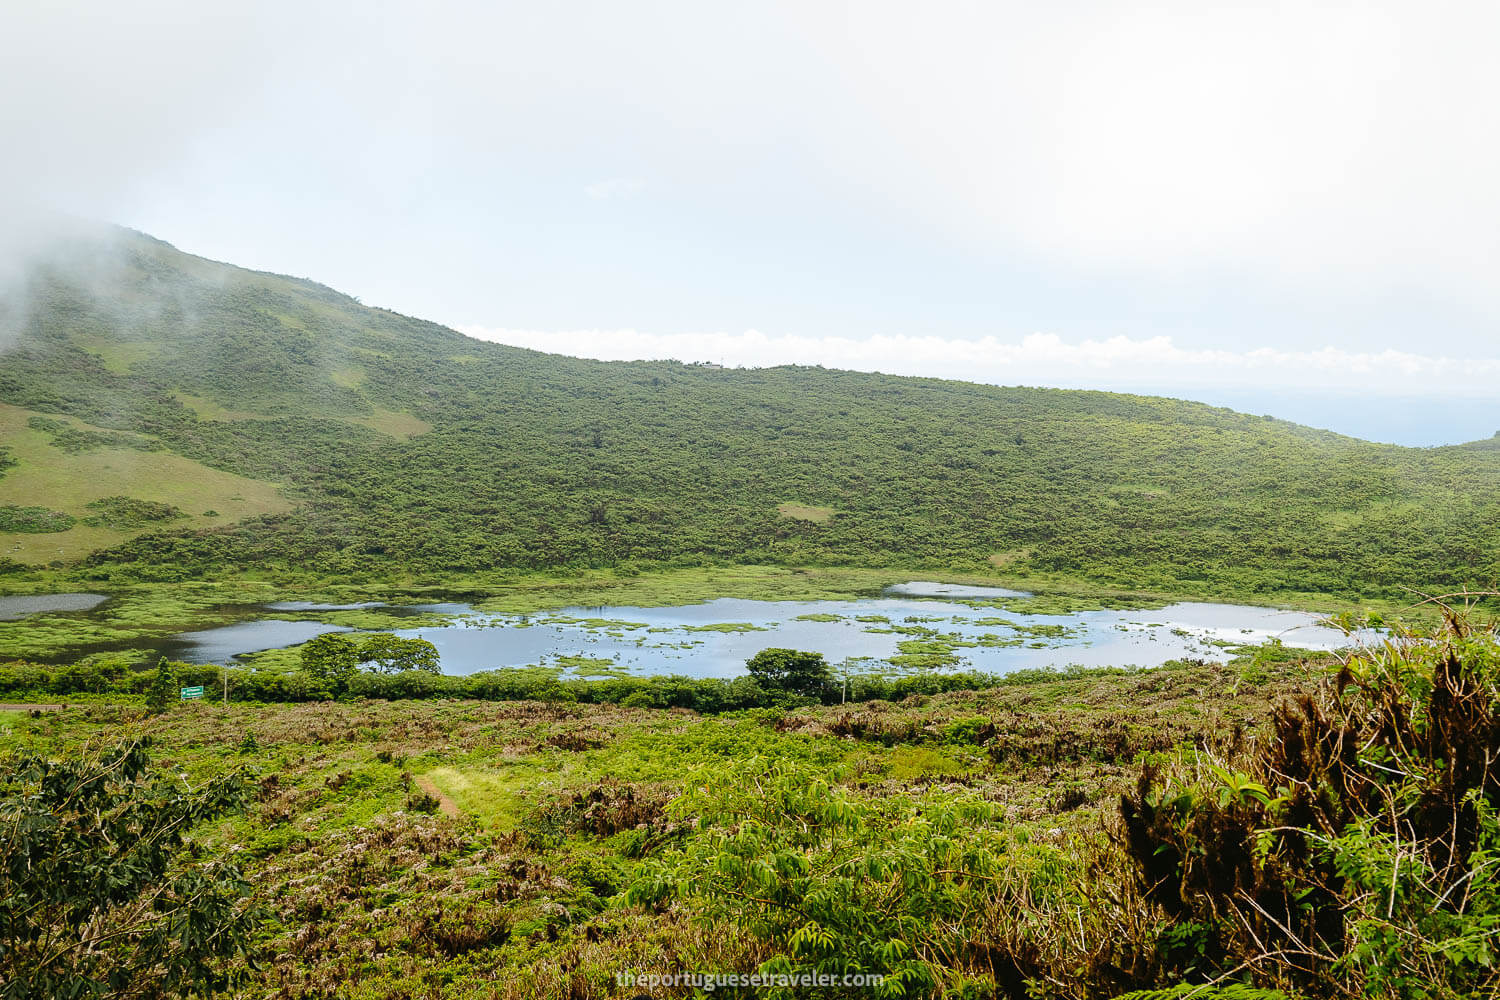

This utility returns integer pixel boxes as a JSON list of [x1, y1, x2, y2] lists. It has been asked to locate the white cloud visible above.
[[584, 178, 644, 200], [789, 1, 1500, 305], [10, 1, 1499, 344], [457, 325, 1500, 397]]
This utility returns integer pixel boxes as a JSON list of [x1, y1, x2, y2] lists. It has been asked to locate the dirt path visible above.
[[413, 775, 461, 818], [0, 703, 66, 712]]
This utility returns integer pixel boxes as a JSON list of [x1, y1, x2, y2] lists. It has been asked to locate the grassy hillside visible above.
[[1, 225, 1498, 599], [0, 402, 289, 562]]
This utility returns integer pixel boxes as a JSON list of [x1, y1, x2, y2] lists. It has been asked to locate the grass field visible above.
[[171, 392, 267, 421], [776, 502, 836, 523], [352, 407, 433, 439], [70, 334, 161, 374], [172, 389, 430, 441], [0, 403, 290, 562]]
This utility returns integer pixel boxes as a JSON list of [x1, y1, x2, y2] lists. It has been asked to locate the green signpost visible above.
[[179, 685, 205, 701]]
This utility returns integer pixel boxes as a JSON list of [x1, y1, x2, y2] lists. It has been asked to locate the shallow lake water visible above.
[[155, 584, 1355, 678], [0, 593, 109, 621]]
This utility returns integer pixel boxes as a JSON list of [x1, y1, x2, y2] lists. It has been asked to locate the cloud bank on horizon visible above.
[[458, 326, 1499, 398]]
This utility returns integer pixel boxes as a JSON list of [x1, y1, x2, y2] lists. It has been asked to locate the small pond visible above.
[[0, 593, 109, 621]]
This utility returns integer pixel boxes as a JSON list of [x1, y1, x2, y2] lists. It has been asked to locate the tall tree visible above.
[[300, 632, 359, 693], [744, 647, 832, 700], [358, 634, 440, 674]]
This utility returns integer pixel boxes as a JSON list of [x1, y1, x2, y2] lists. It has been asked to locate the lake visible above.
[[154, 583, 1354, 678]]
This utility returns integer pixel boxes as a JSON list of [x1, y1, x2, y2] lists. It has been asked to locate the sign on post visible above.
[[179, 685, 205, 700]]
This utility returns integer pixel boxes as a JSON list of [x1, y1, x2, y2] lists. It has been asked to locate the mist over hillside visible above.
[[0, 226, 1497, 600]]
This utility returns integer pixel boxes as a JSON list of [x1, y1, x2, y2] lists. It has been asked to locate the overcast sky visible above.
[[5, 1, 1498, 444]]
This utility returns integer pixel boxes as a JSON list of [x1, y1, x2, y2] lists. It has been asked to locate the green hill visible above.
[[1, 225, 1497, 599]]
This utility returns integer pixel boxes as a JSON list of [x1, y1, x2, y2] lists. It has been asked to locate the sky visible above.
[[4, 1, 1498, 446]]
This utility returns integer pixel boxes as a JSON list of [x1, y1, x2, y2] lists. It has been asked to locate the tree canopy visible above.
[[745, 648, 833, 699]]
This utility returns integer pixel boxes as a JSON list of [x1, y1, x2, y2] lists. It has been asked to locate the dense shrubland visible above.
[[1112, 611, 1500, 998], [0, 647, 1187, 712], [2, 228, 1499, 601]]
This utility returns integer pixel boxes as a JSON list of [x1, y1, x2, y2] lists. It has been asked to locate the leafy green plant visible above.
[[0, 736, 261, 999], [145, 656, 177, 713], [1119, 613, 1500, 998], [744, 648, 833, 700], [628, 758, 1017, 997]]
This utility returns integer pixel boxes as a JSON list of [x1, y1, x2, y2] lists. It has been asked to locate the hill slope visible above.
[[1, 226, 1497, 599]]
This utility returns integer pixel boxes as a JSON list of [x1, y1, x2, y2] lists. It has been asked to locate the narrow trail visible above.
[[414, 775, 461, 819]]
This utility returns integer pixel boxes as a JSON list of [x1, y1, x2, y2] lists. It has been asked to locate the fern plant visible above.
[[627, 757, 1029, 998]]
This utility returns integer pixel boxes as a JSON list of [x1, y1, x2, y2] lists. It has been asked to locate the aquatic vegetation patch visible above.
[[538, 615, 650, 631], [554, 655, 626, 678], [271, 607, 459, 631], [971, 632, 1025, 648], [889, 637, 976, 669], [234, 645, 305, 675], [958, 592, 1172, 616]]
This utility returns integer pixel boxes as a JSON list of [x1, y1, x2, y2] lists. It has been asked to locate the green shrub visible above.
[[79, 496, 184, 529], [628, 758, 1021, 997], [0, 505, 76, 533], [1119, 617, 1500, 997]]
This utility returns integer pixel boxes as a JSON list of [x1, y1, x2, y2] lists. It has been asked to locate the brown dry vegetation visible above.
[[0, 653, 1327, 998]]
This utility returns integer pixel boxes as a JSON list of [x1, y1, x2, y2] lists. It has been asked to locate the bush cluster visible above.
[[0, 651, 1146, 713]]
